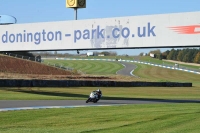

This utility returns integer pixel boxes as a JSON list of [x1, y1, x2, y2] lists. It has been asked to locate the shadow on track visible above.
[[2, 88, 200, 104]]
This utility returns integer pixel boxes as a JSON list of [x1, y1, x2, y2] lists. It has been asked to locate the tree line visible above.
[[148, 48, 200, 64]]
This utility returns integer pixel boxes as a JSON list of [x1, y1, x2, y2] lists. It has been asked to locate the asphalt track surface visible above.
[[116, 62, 137, 76], [0, 99, 200, 109]]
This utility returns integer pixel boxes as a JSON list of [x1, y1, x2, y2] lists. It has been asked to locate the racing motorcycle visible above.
[[86, 91, 102, 103]]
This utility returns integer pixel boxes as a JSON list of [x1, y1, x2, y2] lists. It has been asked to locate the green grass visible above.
[[1, 57, 200, 133], [139, 56, 174, 65], [43, 59, 200, 81], [0, 104, 199, 133], [132, 63, 200, 86], [63, 55, 134, 60], [43, 60, 124, 75], [52, 55, 200, 70], [0, 87, 200, 100], [139, 56, 200, 70]]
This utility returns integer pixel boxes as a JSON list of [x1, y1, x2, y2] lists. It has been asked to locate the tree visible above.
[[173, 49, 180, 60], [191, 49, 199, 63], [194, 52, 200, 64], [101, 51, 110, 56], [167, 49, 175, 60], [148, 49, 162, 59], [183, 53, 189, 62], [157, 53, 163, 60], [109, 51, 118, 56], [164, 48, 200, 63], [100, 51, 117, 56], [148, 49, 161, 55], [139, 52, 144, 56], [161, 52, 167, 59], [165, 50, 170, 56], [177, 50, 184, 61]]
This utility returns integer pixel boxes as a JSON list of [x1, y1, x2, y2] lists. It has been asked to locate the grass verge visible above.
[[0, 87, 200, 100], [56, 55, 134, 60], [139, 56, 200, 70], [132, 63, 200, 86], [43, 60, 124, 75], [0, 104, 199, 133]]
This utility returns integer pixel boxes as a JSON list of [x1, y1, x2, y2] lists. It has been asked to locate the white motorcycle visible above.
[[86, 91, 102, 103]]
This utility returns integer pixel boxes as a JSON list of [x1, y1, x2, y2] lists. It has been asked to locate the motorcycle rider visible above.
[[86, 89, 102, 103], [94, 89, 102, 100]]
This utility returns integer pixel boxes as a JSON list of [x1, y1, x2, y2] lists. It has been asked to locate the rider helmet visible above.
[[97, 89, 101, 94]]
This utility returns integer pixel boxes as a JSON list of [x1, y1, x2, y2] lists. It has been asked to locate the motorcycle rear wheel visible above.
[[93, 99, 98, 103]]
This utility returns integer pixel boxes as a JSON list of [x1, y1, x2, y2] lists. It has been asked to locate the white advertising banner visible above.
[[0, 11, 200, 51]]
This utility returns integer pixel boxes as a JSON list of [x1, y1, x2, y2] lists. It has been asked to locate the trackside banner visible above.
[[1, 11, 200, 51]]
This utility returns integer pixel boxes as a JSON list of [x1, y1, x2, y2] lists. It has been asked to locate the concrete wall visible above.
[[0, 79, 192, 87]]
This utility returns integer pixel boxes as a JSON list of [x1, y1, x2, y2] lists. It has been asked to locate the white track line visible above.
[[0, 104, 128, 112]]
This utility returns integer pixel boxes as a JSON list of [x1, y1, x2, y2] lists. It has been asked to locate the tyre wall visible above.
[[0, 79, 192, 87]]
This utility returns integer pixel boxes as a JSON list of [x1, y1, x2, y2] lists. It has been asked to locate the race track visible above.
[[117, 62, 137, 77], [0, 99, 199, 111], [0, 100, 160, 109]]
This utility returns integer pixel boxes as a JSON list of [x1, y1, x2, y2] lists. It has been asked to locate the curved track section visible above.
[[116, 62, 138, 77]]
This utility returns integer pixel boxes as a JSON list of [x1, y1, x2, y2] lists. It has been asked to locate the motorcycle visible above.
[[86, 91, 102, 103]]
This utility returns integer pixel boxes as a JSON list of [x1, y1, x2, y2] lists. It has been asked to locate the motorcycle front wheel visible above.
[[86, 98, 90, 103]]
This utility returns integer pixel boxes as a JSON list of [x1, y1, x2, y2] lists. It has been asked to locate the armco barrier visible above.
[[0, 79, 192, 87]]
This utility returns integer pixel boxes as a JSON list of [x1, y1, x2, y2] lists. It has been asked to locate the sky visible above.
[[1, 0, 200, 55]]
